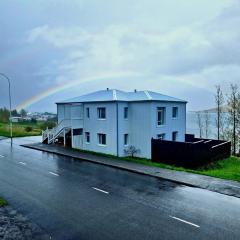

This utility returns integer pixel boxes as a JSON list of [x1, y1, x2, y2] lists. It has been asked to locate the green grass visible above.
[[0, 198, 7, 206], [72, 148, 240, 182], [0, 121, 42, 137]]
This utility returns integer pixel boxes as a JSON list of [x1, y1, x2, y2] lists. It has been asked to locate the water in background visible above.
[[187, 112, 217, 139]]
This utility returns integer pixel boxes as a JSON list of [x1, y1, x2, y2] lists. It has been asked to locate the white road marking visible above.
[[92, 187, 109, 194], [19, 162, 26, 165], [49, 171, 59, 176], [0, 154, 4, 158], [170, 216, 200, 228]]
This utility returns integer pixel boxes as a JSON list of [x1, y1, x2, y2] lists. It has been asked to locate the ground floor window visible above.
[[172, 131, 178, 141], [157, 133, 165, 140], [73, 128, 83, 136], [85, 132, 90, 143], [124, 134, 129, 146], [98, 133, 106, 145]]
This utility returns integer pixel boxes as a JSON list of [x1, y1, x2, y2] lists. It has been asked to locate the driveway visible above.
[[0, 137, 240, 240]]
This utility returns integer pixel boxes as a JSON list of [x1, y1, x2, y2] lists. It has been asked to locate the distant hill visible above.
[[190, 105, 229, 113]]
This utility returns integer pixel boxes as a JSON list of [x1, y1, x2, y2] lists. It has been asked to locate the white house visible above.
[[42, 89, 187, 159]]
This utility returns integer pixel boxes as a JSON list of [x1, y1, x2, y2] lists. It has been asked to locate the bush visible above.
[[0, 198, 7, 206], [40, 121, 56, 130], [25, 126, 33, 132]]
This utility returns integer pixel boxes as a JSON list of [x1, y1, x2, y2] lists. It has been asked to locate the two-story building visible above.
[[42, 89, 187, 159]]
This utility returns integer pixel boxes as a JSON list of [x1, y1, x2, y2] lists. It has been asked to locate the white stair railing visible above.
[[42, 119, 72, 144]]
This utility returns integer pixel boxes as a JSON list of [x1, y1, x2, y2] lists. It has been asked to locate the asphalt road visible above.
[[0, 137, 240, 240]]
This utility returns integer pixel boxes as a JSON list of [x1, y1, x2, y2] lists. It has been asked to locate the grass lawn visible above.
[[0, 121, 42, 137], [73, 148, 240, 182], [0, 198, 7, 206], [122, 156, 240, 182]]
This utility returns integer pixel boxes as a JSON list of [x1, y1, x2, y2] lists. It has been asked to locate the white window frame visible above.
[[85, 132, 90, 143], [124, 134, 129, 146], [98, 133, 107, 146], [157, 107, 166, 126], [157, 133, 165, 140], [124, 107, 128, 119], [172, 107, 178, 119], [97, 107, 106, 120]]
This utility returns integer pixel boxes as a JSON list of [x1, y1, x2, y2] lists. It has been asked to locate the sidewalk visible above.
[[22, 142, 240, 198]]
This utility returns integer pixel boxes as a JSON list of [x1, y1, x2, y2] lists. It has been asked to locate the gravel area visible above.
[[0, 205, 50, 240]]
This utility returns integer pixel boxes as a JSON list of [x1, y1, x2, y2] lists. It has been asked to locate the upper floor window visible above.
[[172, 107, 178, 118], [172, 131, 178, 141], [98, 133, 106, 145], [97, 107, 106, 119], [157, 133, 165, 140], [86, 107, 90, 118], [124, 107, 128, 119], [124, 134, 129, 146], [157, 107, 166, 126], [85, 132, 90, 143]]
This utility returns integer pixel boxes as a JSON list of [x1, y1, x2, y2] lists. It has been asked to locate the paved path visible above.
[[22, 142, 240, 198], [1, 138, 240, 239]]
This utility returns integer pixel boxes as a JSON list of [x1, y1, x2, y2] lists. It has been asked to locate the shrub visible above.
[[25, 126, 33, 132], [40, 121, 56, 130]]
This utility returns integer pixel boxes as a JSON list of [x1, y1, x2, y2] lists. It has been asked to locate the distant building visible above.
[[10, 117, 23, 123], [42, 89, 187, 159]]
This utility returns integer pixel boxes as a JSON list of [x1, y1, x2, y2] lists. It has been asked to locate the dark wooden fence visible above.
[[151, 134, 231, 168]]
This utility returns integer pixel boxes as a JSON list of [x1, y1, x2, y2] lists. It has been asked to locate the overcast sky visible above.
[[0, 0, 239, 112]]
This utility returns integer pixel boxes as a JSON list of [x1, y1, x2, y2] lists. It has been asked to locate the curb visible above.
[[21, 144, 204, 189]]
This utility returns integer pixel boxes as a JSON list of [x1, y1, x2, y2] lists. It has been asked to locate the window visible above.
[[172, 107, 178, 118], [157, 133, 165, 140], [172, 131, 178, 141], [85, 132, 90, 143], [124, 134, 129, 146], [98, 133, 106, 145], [157, 107, 166, 125], [124, 107, 128, 119], [73, 128, 83, 136], [97, 107, 106, 119], [86, 107, 90, 118]]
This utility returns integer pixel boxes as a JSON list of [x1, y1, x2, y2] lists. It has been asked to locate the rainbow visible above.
[[15, 71, 139, 111], [16, 77, 97, 111]]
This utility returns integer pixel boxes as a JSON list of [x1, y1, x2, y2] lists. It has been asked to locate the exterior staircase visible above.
[[42, 119, 72, 144]]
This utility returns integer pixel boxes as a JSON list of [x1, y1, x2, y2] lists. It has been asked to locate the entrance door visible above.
[[72, 128, 83, 149]]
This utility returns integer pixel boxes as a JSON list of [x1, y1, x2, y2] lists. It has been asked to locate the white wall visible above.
[[127, 102, 152, 159], [117, 102, 129, 157], [151, 102, 186, 142], [81, 102, 118, 155]]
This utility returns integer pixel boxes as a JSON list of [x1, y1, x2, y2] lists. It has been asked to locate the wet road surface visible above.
[[0, 137, 240, 240]]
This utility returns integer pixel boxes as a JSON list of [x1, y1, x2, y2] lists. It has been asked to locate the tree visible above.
[[124, 145, 140, 158], [203, 110, 211, 138], [227, 84, 240, 155], [11, 109, 19, 117], [19, 109, 27, 117], [215, 85, 225, 140], [0, 108, 10, 123], [196, 111, 204, 138]]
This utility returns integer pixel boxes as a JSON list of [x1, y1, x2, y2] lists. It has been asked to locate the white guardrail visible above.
[[42, 119, 72, 143]]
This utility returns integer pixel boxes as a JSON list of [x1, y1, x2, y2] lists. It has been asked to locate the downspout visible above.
[[116, 102, 119, 157]]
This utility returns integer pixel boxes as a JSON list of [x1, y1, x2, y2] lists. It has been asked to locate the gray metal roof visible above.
[[57, 89, 187, 104]]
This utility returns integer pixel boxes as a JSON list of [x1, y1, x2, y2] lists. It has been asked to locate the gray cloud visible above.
[[0, 0, 239, 111]]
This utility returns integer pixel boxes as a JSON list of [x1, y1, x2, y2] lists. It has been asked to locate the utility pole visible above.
[[0, 73, 13, 147]]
